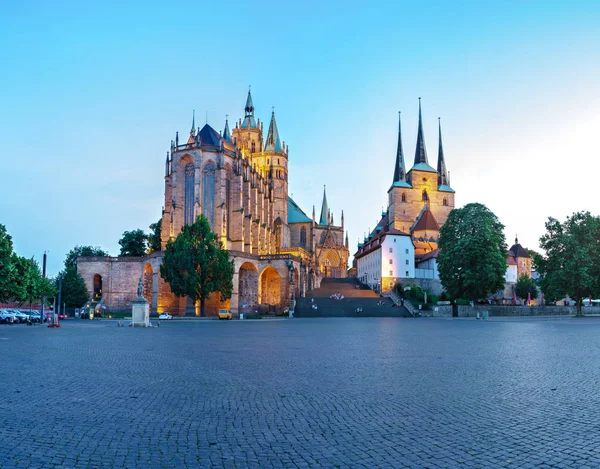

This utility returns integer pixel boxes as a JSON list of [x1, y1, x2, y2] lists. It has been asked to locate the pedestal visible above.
[[131, 297, 150, 327]]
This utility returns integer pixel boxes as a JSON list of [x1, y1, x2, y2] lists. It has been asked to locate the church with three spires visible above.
[[354, 99, 455, 292], [78, 90, 349, 316]]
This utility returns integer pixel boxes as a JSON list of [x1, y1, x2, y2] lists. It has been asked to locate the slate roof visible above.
[[288, 197, 311, 223], [421, 248, 439, 262], [198, 124, 222, 146], [414, 98, 428, 165], [412, 207, 440, 232], [508, 243, 531, 258], [264, 111, 282, 152]]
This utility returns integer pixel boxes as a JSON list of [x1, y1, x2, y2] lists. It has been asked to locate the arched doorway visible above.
[[93, 274, 102, 299], [239, 262, 259, 313], [259, 266, 281, 307], [143, 263, 153, 313]]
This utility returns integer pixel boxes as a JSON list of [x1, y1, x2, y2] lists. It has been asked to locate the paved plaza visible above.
[[2, 317, 600, 468]]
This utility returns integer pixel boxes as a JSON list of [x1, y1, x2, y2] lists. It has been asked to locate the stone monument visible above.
[[131, 277, 150, 327]]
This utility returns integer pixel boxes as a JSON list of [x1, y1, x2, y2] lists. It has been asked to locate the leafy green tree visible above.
[[56, 266, 89, 309], [437, 203, 508, 311], [9, 255, 34, 304], [160, 215, 234, 316], [0, 224, 15, 303], [118, 229, 147, 257], [65, 246, 108, 270], [515, 273, 538, 303], [148, 219, 162, 254], [526, 248, 544, 276], [538, 212, 600, 316]]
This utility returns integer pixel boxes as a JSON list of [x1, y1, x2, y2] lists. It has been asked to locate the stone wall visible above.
[[428, 304, 589, 318]]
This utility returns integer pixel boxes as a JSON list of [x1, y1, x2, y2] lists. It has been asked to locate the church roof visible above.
[[264, 111, 282, 152], [412, 207, 440, 232], [319, 186, 329, 225], [409, 162, 437, 173], [391, 180, 412, 189], [508, 240, 530, 259], [413, 98, 428, 165], [438, 184, 455, 193], [241, 89, 257, 129], [198, 124, 222, 146], [288, 197, 311, 223]]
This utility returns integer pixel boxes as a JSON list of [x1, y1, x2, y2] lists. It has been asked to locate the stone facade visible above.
[[78, 91, 349, 316]]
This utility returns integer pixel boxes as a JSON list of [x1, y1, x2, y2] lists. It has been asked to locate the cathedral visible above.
[[78, 91, 349, 316], [354, 99, 455, 292]]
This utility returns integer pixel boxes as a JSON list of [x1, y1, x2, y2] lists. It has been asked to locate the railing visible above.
[[383, 290, 417, 317]]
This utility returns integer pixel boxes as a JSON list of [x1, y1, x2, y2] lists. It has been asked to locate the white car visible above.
[[158, 313, 172, 320]]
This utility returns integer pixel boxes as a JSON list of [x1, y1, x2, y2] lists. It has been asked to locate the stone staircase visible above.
[[295, 278, 412, 318]]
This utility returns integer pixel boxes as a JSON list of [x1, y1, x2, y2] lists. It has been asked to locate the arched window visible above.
[[203, 161, 216, 229], [443, 197, 448, 206], [184, 163, 195, 225], [422, 189, 428, 202], [401, 192, 406, 202], [300, 227, 307, 247], [225, 168, 232, 238], [251, 141, 256, 152]]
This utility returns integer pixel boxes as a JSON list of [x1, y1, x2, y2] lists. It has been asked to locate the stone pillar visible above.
[[131, 298, 150, 327]]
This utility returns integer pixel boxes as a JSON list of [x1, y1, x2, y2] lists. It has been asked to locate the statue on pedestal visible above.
[[137, 277, 144, 299]]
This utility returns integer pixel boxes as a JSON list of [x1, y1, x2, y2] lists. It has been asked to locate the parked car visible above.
[[10, 310, 29, 323], [158, 313, 172, 320], [218, 309, 232, 320], [0, 310, 16, 324]]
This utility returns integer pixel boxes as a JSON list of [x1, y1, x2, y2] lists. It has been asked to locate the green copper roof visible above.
[[438, 184, 455, 193], [410, 162, 437, 173], [288, 197, 311, 223], [390, 180, 412, 189], [319, 186, 329, 225]]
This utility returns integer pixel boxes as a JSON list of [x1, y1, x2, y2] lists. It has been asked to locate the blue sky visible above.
[[1, 0, 599, 275]]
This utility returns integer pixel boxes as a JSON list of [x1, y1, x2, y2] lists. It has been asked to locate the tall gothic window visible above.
[[401, 192, 406, 202], [422, 189, 429, 202], [443, 197, 448, 206], [225, 168, 232, 238], [251, 141, 256, 153], [184, 163, 195, 225], [300, 227, 307, 247], [203, 161, 216, 230]]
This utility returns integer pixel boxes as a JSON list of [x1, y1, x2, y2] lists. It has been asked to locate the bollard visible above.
[[476, 312, 480, 320]]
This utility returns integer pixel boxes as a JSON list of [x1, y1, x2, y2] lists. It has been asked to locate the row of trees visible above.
[[437, 203, 599, 316], [0, 224, 55, 307]]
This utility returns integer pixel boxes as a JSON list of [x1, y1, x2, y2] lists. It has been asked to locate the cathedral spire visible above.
[[241, 88, 257, 128], [190, 110, 196, 136], [264, 109, 282, 152], [223, 115, 231, 142], [393, 111, 406, 182], [437, 117, 448, 186], [414, 97, 428, 165], [319, 185, 329, 225]]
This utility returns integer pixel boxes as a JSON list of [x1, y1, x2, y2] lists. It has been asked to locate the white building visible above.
[[355, 227, 415, 292]]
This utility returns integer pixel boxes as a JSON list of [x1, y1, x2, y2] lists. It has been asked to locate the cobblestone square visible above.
[[1, 317, 600, 468]]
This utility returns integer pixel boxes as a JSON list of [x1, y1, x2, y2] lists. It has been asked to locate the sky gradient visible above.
[[1, 0, 599, 275]]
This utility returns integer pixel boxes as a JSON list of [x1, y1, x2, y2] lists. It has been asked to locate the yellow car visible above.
[[218, 309, 232, 320]]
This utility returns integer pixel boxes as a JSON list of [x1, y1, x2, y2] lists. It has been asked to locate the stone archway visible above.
[[259, 266, 281, 306], [239, 262, 259, 312], [93, 274, 102, 299], [143, 263, 153, 313]]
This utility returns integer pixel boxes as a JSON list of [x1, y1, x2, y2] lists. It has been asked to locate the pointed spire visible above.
[[437, 117, 448, 186], [245, 88, 254, 115], [190, 110, 196, 136], [264, 109, 282, 152], [414, 97, 428, 165], [241, 88, 257, 128], [319, 185, 329, 225], [312, 205, 316, 222], [345, 231, 349, 248], [393, 111, 406, 182], [223, 115, 231, 142]]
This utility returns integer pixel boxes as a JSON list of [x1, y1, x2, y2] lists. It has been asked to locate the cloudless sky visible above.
[[1, 0, 599, 275]]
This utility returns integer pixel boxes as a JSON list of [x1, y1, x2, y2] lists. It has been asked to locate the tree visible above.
[[148, 219, 162, 254], [65, 246, 108, 270], [526, 248, 544, 276], [160, 215, 234, 316], [0, 224, 15, 303], [437, 203, 508, 310], [515, 273, 538, 303], [118, 229, 147, 257], [538, 212, 600, 316], [56, 266, 89, 310]]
